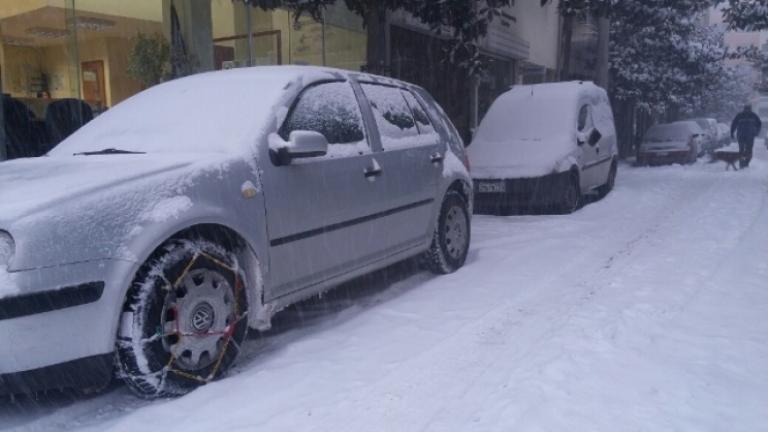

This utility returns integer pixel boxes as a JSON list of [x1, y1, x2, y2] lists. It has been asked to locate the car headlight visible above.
[[0, 231, 14, 268]]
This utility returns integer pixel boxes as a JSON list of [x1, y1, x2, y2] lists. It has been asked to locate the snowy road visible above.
[[3, 142, 768, 432]]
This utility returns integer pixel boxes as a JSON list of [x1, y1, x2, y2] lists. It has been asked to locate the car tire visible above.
[[423, 191, 470, 274], [117, 238, 249, 398], [558, 172, 582, 214], [686, 146, 698, 164], [597, 160, 617, 198]]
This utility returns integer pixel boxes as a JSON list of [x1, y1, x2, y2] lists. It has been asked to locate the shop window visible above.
[[0, 0, 165, 159], [212, 0, 282, 69]]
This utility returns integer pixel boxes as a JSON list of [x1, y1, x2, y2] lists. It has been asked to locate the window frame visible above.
[[358, 82, 422, 151], [400, 88, 438, 137], [278, 79, 370, 149]]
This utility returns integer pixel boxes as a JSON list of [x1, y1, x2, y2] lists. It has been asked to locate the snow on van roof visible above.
[[469, 81, 607, 177], [49, 66, 340, 157]]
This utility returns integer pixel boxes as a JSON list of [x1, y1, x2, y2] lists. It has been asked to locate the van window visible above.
[[280, 81, 366, 145], [577, 104, 591, 131], [361, 83, 420, 149], [401, 90, 437, 137]]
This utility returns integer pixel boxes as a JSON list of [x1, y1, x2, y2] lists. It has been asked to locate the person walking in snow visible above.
[[730, 104, 762, 168]]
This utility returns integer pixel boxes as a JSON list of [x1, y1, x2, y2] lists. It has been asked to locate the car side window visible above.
[[280, 81, 366, 146], [577, 104, 591, 132], [361, 83, 419, 150], [401, 90, 438, 137]]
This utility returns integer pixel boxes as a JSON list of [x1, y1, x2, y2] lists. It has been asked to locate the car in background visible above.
[[0, 66, 472, 398], [637, 121, 705, 166], [717, 123, 731, 147], [691, 118, 720, 153], [470, 81, 618, 215]]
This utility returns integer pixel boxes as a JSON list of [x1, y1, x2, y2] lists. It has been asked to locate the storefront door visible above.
[[81, 61, 106, 108]]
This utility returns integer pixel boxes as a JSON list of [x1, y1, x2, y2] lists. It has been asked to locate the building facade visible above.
[[0, 0, 368, 160], [0, 0, 562, 160]]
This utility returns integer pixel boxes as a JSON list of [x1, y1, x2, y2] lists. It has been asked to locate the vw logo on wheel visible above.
[[190, 303, 215, 333]]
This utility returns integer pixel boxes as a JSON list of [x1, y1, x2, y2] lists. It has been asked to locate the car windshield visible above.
[[49, 69, 297, 156]]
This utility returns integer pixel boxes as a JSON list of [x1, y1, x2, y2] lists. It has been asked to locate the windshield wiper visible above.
[[73, 148, 146, 156]]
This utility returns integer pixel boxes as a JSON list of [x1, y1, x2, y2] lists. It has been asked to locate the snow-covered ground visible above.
[[3, 142, 768, 432]]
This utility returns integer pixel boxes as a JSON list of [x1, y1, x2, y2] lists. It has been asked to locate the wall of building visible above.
[[512, 0, 560, 71]]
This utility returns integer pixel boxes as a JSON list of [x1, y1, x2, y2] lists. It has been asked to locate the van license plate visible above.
[[478, 181, 506, 193]]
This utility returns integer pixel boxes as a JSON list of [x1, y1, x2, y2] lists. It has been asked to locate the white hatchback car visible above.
[[470, 81, 618, 214]]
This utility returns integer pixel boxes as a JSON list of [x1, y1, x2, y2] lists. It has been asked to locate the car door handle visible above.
[[364, 159, 383, 180], [430, 152, 444, 163]]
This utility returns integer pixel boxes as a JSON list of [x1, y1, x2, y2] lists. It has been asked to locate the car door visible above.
[[577, 103, 601, 188], [590, 99, 618, 183], [260, 80, 391, 299], [357, 83, 442, 255]]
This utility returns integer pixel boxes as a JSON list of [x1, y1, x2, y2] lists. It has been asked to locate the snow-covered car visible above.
[[691, 118, 720, 153], [469, 81, 618, 214], [637, 121, 705, 166], [717, 122, 731, 146], [0, 66, 472, 398]]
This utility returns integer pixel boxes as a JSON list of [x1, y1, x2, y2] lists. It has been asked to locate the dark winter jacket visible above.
[[731, 110, 762, 141]]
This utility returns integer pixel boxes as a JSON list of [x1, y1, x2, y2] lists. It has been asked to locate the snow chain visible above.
[[159, 251, 247, 385]]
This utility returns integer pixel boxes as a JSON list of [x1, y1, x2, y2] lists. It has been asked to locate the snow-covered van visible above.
[[0, 66, 472, 398], [469, 81, 618, 214], [638, 121, 705, 166]]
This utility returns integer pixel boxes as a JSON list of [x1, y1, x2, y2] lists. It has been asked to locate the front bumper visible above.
[[0, 259, 137, 395], [473, 172, 569, 213]]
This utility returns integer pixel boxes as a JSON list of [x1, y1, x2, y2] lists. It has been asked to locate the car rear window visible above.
[[361, 83, 420, 150]]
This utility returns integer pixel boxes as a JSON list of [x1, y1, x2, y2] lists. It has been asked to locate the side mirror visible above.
[[271, 131, 328, 166], [588, 128, 602, 146]]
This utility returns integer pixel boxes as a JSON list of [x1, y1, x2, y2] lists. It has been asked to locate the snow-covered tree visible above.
[[720, 0, 768, 31]]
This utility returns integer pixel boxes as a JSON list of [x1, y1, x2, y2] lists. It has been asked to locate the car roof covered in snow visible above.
[[48, 66, 412, 157]]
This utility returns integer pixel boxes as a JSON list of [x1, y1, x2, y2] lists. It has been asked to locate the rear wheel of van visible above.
[[117, 239, 249, 398], [423, 191, 470, 274], [597, 160, 617, 198], [558, 172, 582, 214]]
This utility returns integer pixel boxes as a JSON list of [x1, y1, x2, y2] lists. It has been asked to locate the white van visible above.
[[470, 81, 618, 214]]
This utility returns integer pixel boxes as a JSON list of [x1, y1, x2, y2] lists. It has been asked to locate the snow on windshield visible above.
[[48, 67, 302, 156]]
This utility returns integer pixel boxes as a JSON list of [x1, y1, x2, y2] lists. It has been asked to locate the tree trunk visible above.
[[595, 15, 610, 88], [559, 15, 574, 81], [365, 3, 388, 75]]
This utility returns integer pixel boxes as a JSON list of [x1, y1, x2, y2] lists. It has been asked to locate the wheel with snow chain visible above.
[[117, 239, 249, 398], [423, 191, 470, 274]]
